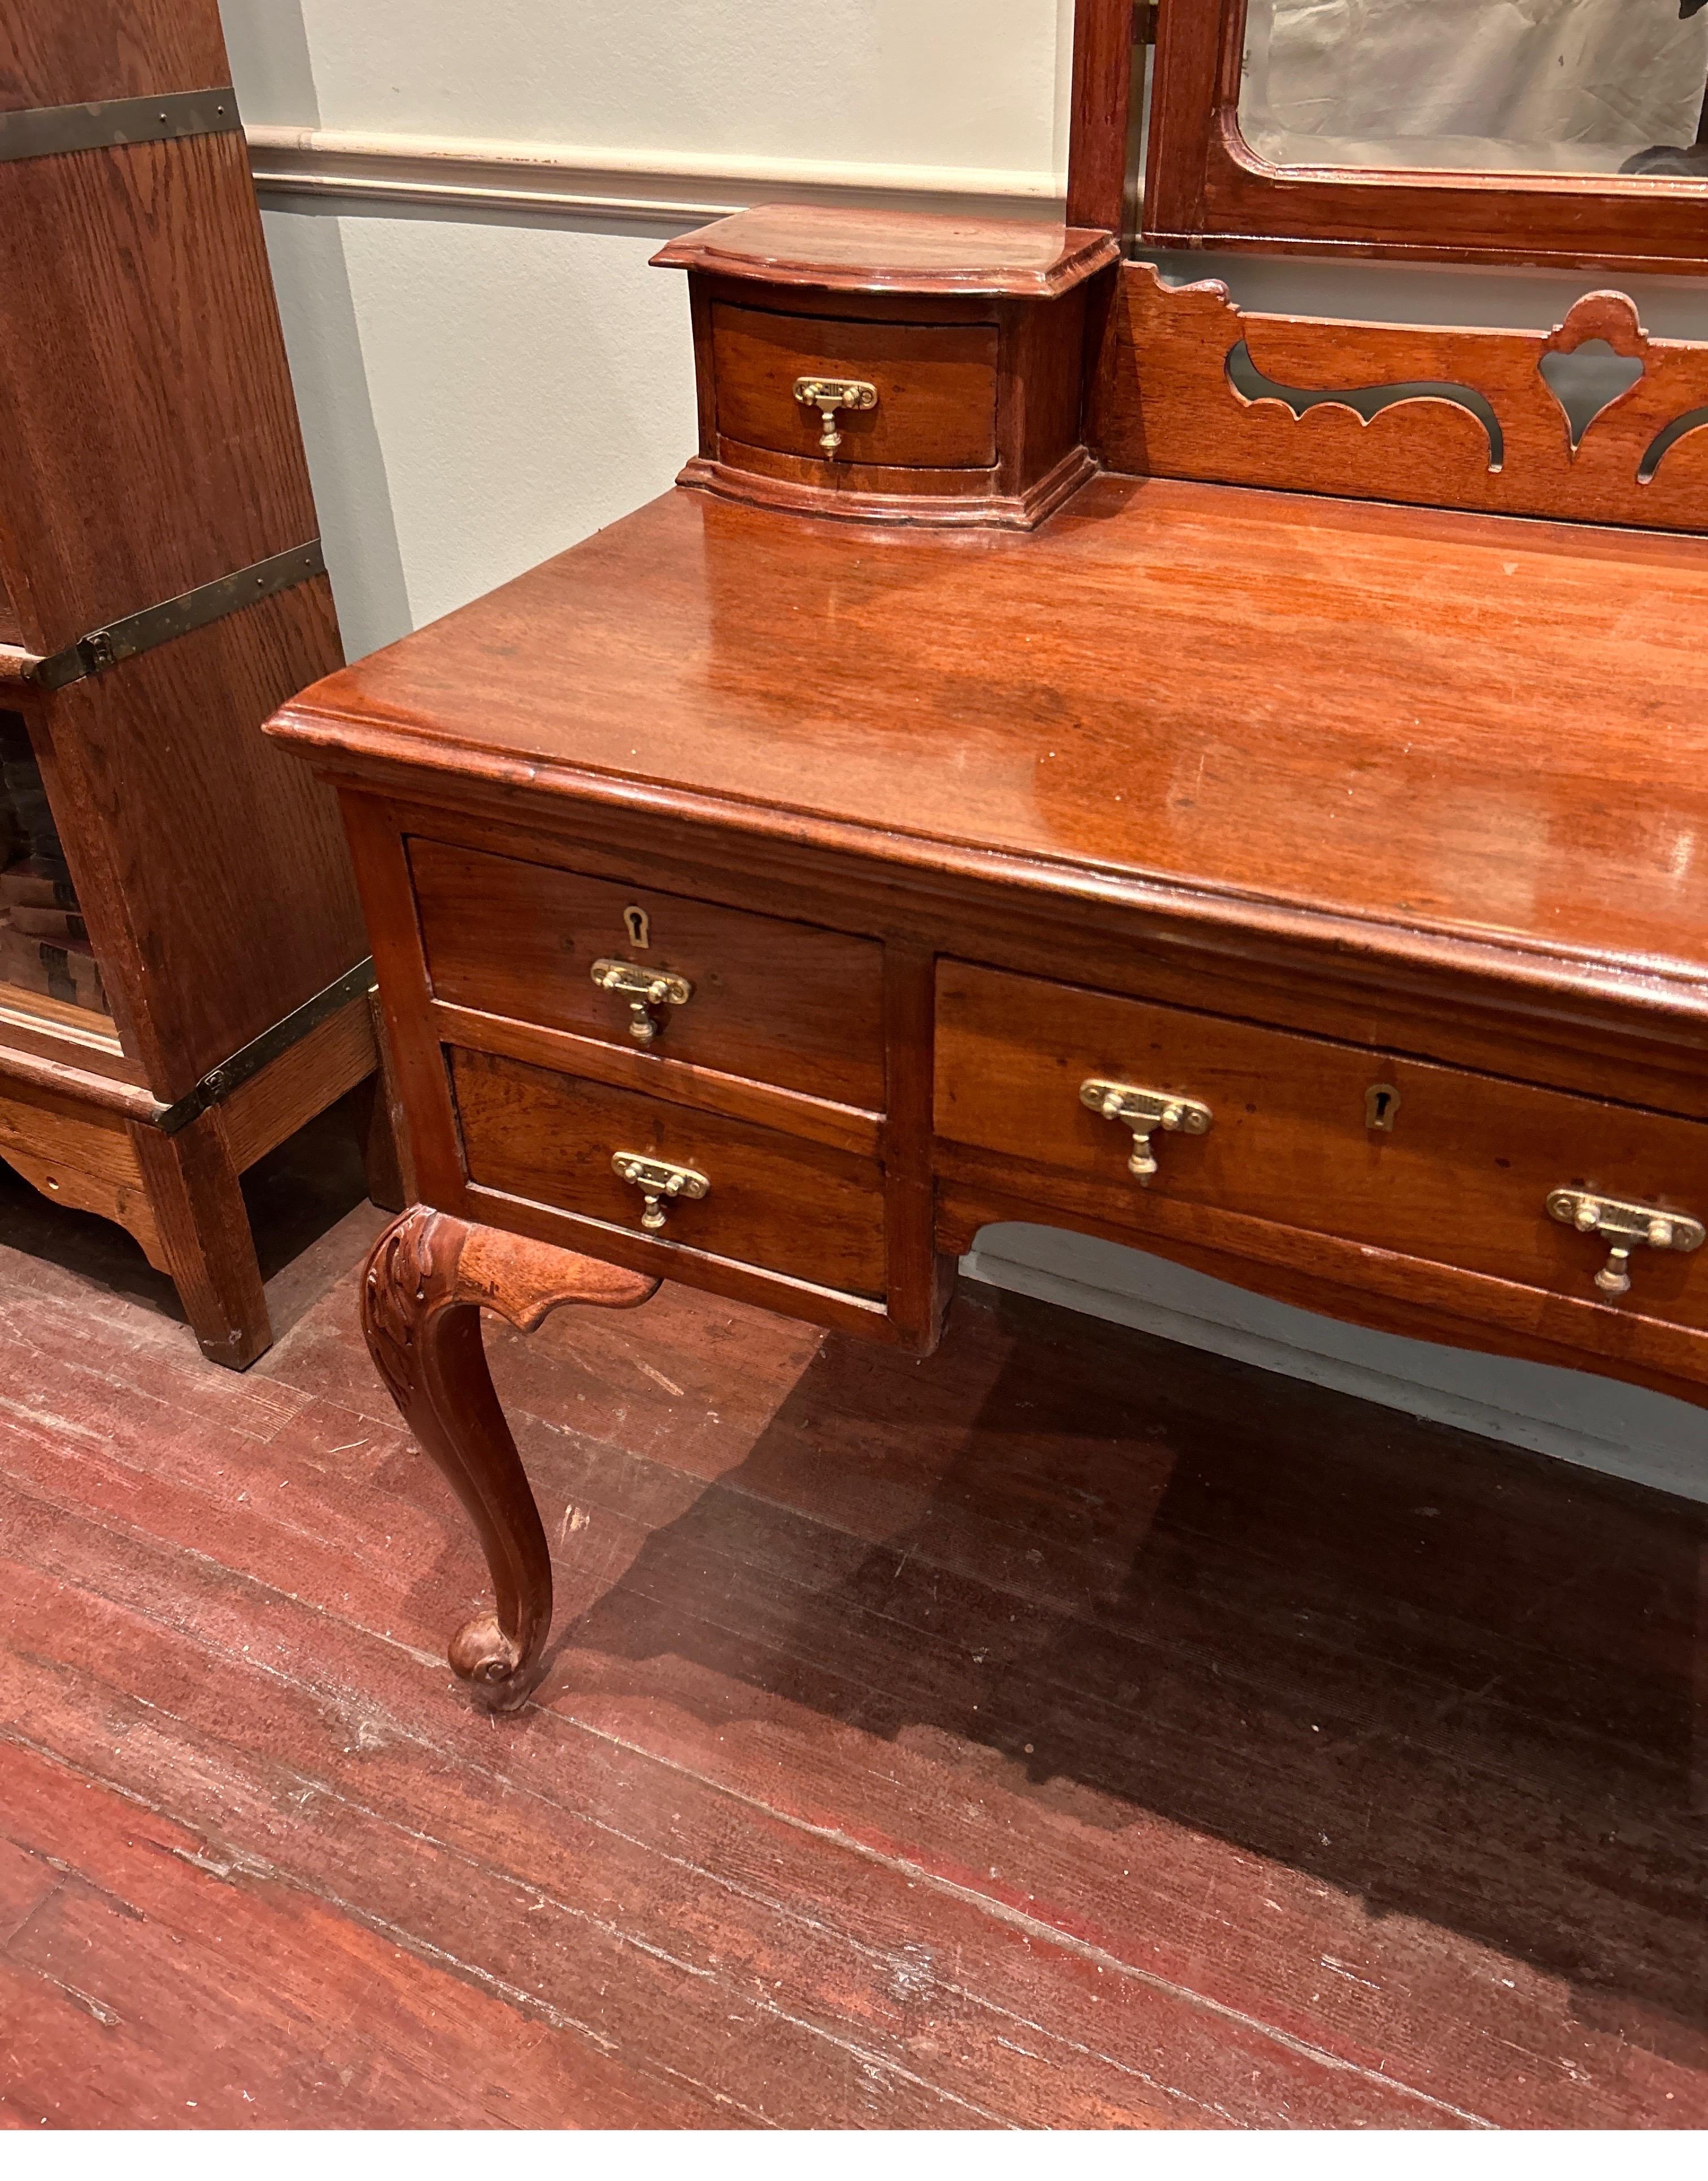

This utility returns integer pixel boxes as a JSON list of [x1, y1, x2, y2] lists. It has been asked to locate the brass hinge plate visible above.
[[33, 542, 328, 693], [0, 88, 242, 166]]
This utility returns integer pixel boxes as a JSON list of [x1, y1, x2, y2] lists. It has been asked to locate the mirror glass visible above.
[[1238, 0, 1708, 179]]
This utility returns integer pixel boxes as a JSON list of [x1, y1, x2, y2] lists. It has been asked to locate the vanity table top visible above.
[[274, 475, 1708, 1007]]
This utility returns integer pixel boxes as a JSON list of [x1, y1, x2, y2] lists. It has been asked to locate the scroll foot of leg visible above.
[[361, 1205, 658, 1708], [449, 1613, 524, 1697]]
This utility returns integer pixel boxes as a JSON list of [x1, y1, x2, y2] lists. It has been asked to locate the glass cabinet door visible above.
[[0, 711, 110, 1020]]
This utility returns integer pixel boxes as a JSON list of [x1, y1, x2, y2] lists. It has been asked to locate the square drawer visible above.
[[712, 303, 999, 470], [411, 838, 886, 1111], [451, 1047, 887, 1300], [935, 963, 1708, 1328]]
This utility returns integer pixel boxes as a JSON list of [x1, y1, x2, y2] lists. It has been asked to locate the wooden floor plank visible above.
[[0, 1478, 1663, 2131], [0, 1753, 701, 2130], [0, 1147, 1703, 2129], [0, 1550, 1224, 2126]]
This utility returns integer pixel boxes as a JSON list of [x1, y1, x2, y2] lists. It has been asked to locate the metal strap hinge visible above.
[[32, 542, 328, 693], [154, 957, 377, 1138], [0, 88, 242, 165]]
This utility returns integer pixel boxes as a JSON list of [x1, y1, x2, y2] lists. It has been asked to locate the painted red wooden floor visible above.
[[0, 1102, 1704, 2130]]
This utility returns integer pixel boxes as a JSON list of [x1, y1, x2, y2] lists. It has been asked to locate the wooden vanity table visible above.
[[267, 6, 1708, 1706]]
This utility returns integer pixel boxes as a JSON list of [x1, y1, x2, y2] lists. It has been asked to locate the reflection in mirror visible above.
[[1239, 0, 1708, 179]]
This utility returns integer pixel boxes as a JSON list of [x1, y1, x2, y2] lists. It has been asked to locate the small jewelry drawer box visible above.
[[654, 203, 1119, 530]]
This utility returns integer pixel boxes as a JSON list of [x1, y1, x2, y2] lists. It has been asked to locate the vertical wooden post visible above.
[[1066, 0, 1137, 234], [130, 1108, 272, 1368]]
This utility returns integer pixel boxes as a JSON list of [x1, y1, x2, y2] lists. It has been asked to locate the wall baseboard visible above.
[[246, 125, 1063, 226], [963, 1226, 1707, 1505]]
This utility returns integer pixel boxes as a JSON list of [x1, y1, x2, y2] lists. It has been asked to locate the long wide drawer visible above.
[[411, 837, 886, 1109], [451, 1046, 887, 1299], [935, 962, 1708, 1327]]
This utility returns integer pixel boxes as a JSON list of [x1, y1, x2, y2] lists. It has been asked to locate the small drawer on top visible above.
[[712, 303, 998, 471], [935, 963, 1708, 1331], [451, 1047, 887, 1300], [409, 838, 886, 1110]]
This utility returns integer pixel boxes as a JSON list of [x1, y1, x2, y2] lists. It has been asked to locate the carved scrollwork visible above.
[[1106, 266, 1708, 534], [362, 1203, 447, 1412], [360, 1206, 658, 1708]]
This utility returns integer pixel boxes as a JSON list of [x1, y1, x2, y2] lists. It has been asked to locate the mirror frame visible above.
[[1140, 0, 1708, 276]]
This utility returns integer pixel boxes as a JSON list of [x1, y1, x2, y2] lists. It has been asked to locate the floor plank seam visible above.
[[0, 1722, 773, 2128], [0, 1525, 1638, 2123], [537, 1718, 1499, 2127], [0, 1716, 1006, 2126]]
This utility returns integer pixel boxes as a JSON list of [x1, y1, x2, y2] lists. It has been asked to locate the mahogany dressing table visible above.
[[267, 80, 1708, 1708]]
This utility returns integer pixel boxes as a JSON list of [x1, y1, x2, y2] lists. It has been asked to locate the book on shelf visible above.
[[1, 856, 79, 911], [0, 908, 108, 1016]]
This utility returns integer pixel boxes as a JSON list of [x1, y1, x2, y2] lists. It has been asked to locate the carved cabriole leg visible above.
[[362, 1205, 658, 1707]]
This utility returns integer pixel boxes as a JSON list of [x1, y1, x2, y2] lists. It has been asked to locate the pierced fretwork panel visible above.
[[1095, 268, 1708, 534]]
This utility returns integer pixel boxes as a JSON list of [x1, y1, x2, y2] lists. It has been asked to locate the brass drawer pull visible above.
[[591, 957, 693, 1045], [1081, 1077, 1214, 1178], [794, 375, 878, 455], [1546, 1189, 1704, 1299], [612, 1152, 710, 1233]]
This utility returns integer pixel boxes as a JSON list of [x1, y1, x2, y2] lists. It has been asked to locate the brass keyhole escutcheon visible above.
[[1365, 1083, 1401, 1133], [623, 906, 651, 951]]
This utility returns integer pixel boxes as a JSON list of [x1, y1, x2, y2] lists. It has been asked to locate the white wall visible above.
[[228, 1, 1070, 173], [220, 1, 1075, 654], [217, 0, 1705, 1499]]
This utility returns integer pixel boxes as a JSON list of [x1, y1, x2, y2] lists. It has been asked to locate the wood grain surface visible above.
[[41, 580, 364, 1103], [0, 129, 318, 652], [935, 958, 1708, 1338], [0, 1076, 161, 1268], [0, 0, 232, 111], [1, 1145, 1703, 2129], [653, 205, 1121, 299], [712, 304, 999, 469], [410, 834, 887, 1111], [450, 1047, 889, 1301], [1067, 0, 1139, 234], [270, 481, 1708, 999], [1096, 269, 1708, 537]]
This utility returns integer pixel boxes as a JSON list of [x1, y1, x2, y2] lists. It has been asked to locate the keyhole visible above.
[[624, 905, 650, 950], [1365, 1083, 1400, 1133]]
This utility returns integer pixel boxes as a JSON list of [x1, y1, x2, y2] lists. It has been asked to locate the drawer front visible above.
[[935, 963, 1708, 1328], [411, 838, 886, 1111], [452, 1047, 888, 1299], [712, 303, 999, 470]]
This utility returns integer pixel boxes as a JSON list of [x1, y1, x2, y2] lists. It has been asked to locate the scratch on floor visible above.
[[23, 1966, 122, 2030]]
